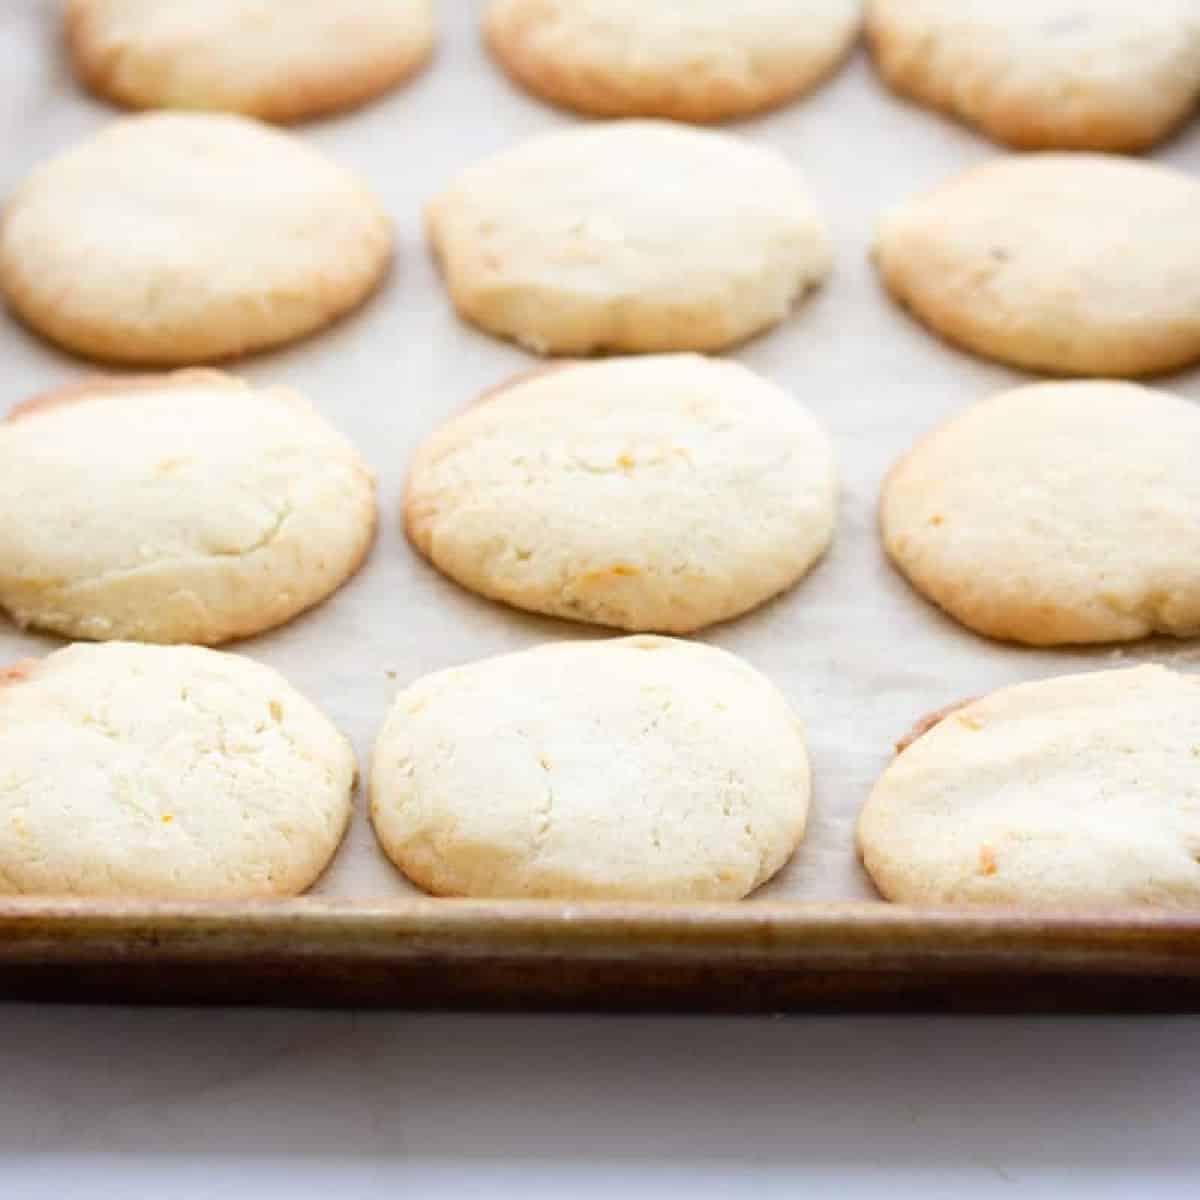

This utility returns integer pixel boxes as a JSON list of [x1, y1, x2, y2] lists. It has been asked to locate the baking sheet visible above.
[[5, 0, 1200, 911]]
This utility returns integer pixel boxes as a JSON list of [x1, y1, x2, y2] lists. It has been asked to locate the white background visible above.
[[4, 1007, 1200, 1194]]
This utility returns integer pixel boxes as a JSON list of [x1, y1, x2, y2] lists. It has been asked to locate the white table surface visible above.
[[3, 1007, 1198, 1195]]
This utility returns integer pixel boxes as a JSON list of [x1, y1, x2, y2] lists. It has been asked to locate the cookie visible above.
[[0, 370, 376, 645], [485, 0, 862, 123], [405, 355, 837, 632], [370, 636, 811, 901], [0, 642, 355, 899], [882, 381, 1200, 646], [858, 666, 1200, 908], [66, 0, 435, 123], [427, 120, 832, 355], [0, 112, 392, 364], [866, 0, 1200, 152], [874, 154, 1200, 377]]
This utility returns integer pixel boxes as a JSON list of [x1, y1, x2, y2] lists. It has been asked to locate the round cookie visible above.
[[858, 666, 1200, 908], [866, 0, 1200, 152], [66, 0, 435, 123], [485, 0, 863, 124], [0, 642, 355, 899], [370, 637, 811, 901], [427, 120, 832, 356], [874, 154, 1200, 377], [406, 355, 838, 633], [0, 370, 376, 645], [882, 381, 1200, 646], [0, 112, 392, 364]]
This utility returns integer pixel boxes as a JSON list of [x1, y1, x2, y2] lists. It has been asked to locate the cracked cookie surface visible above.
[[405, 355, 837, 633], [859, 666, 1200, 907], [0, 642, 354, 898], [370, 637, 811, 900], [882, 380, 1200, 646], [0, 369, 376, 644]]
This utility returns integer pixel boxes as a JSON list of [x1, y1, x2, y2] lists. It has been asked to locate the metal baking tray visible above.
[[1, 0, 1198, 1011]]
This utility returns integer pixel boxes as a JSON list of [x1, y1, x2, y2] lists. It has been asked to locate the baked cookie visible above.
[[859, 666, 1200, 908], [0, 370, 376, 644], [66, 0, 435, 123], [882, 381, 1200, 646], [0, 642, 355, 899], [866, 0, 1200, 152], [0, 112, 392, 364], [405, 355, 837, 632], [370, 636, 811, 900], [874, 154, 1200, 377], [485, 0, 862, 123], [427, 120, 832, 355]]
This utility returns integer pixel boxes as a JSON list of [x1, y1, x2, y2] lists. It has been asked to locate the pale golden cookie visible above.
[[859, 666, 1200, 908], [882, 381, 1200, 646], [371, 637, 811, 901], [406, 355, 837, 632], [875, 154, 1200, 377], [0, 370, 376, 645], [66, 0, 435, 122], [428, 120, 832, 355], [0, 112, 392, 364], [486, 0, 862, 123], [0, 642, 355, 899], [867, 0, 1200, 152]]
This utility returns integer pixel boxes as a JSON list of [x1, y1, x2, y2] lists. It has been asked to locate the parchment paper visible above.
[[4, 0, 1200, 903]]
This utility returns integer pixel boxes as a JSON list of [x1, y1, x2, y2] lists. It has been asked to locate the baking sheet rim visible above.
[[1, 898, 1197, 976]]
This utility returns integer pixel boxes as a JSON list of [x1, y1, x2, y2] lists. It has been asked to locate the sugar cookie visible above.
[[882, 381, 1200, 645], [66, 0, 435, 122], [867, 0, 1200, 151], [0, 642, 354, 898], [371, 637, 811, 901], [859, 666, 1200, 907], [875, 154, 1200, 377], [406, 355, 837, 632], [486, 0, 862, 123], [0, 113, 392, 364], [428, 120, 831, 355], [0, 370, 375, 644]]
